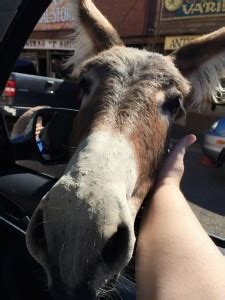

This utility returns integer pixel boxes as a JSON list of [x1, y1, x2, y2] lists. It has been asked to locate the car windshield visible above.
[[0, 0, 22, 42]]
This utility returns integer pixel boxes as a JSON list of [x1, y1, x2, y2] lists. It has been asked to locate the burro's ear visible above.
[[170, 28, 225, 107], [68, 0, 124, 72]]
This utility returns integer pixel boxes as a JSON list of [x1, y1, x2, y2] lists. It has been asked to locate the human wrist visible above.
[[152, 182, 183, 205], [155, 178, 181, 191]]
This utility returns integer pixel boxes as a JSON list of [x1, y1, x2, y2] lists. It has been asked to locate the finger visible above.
[[176, 134, 196, 154], [168, 134, 196, 164], [158, 134, 196, 183]]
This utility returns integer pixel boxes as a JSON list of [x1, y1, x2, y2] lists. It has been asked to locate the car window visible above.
[[0, 0, 23, 42]]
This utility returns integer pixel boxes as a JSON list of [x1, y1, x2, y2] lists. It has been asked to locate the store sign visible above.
[[165, 35, 200, 50], [35, 0, 74, 31], [162, 0, 225, 20], [24, 39, 76, 50]]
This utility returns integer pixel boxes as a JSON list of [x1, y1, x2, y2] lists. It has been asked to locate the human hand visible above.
[[157, 134, 196, 188], [138, 134, 196, 239], [138, 134, 196, 232]]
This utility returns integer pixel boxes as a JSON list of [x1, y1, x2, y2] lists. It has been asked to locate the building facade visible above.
[[21, 0, 75, 77], [21, 0, 225, 77], [152, 0, 225, 52], [21, 0, 155, 77]]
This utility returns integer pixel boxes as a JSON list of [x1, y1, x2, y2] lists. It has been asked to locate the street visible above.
[[182, 143, 225, 238], [172, 108, 225, 239]]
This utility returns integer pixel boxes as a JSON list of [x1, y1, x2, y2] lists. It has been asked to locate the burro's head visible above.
[[26, 1, 225, 298]]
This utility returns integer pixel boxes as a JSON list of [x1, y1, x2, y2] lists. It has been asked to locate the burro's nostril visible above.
[[100, 224, 130, 269], [26, 207, 47, 263]]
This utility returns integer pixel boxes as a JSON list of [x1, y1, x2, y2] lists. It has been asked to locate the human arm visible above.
[[136, 135, 225, 299]]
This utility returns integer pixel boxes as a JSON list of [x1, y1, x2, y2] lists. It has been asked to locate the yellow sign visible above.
[[165, 35, 200, 50]]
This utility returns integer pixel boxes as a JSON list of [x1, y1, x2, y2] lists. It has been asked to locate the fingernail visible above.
[[186, 134, 197, 147]]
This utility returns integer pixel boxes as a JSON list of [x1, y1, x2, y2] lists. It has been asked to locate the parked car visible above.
[[13, 59, 38, 75], [0, 72, 79, 118], [201, 118, 225, 166]]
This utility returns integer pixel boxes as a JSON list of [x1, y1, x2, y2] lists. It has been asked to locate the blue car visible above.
[[201, 118, 225, 166]]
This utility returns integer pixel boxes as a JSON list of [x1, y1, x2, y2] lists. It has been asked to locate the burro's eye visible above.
[[162, 94, 184, 118]]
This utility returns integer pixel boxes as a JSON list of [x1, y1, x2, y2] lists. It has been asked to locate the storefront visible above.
[[20, 0, 74, 78], [152, 0, 225, 52], [21, 0, 156, 77], [22, 38, 76, 78]]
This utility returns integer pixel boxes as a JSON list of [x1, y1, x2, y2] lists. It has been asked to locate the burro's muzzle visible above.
[[26, 132, 138, 298]]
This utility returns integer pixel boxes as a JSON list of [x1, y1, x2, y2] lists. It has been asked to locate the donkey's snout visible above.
[[26, 189, 135, 295], [26, 126, 139, 296]]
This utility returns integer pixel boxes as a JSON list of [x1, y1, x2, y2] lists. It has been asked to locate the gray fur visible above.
[[188, 52, 225, 107]]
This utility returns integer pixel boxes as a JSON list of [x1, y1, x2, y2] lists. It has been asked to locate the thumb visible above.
[[158, 134, 196, 185], [169, 134, 197, 164]]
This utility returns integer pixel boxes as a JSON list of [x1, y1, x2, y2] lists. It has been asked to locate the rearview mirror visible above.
[[32, 108, 78, 164]]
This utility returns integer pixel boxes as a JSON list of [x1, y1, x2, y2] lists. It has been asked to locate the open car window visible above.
[[0, 0, 51, 92], [0, 0, 23, 42]]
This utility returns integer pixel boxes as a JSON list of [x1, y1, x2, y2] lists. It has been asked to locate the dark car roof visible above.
[[14, 59, 38, 75], [0, 0, 51, 93]]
